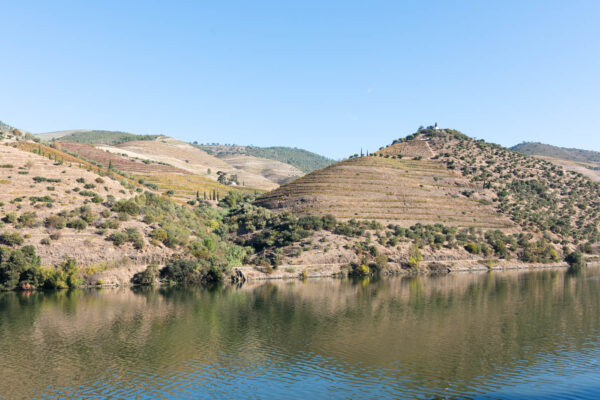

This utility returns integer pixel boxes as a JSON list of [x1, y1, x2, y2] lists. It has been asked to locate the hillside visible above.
[[511, 142, 600, 164], [198, 144, 334, 173], [0, 131, 252, 290], [37, 129, 159, 145], [256, 155, 512, 229], [510, 142, 600, 183], [245, 128, 599, 272], [0, 120, 15, 132], [35, 130, 335, 194], [2, 120, 597, 289], [36, 130, 315, 193]]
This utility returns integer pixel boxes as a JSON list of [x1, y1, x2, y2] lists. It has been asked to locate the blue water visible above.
[[1, 267, 599, 399]]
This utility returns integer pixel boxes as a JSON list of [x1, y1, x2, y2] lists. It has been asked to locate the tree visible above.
[[408, 244, 423, 269], [217, 171, 228, 184], [566, 251, 585, 269]]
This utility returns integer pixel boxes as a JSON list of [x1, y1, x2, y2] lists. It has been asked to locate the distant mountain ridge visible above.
[[0, 120, 15, 132], [197, 144, 334, 173], [30, 126, 327, 195], [511, 142, 600, 164], [36, 129, 160, 145]]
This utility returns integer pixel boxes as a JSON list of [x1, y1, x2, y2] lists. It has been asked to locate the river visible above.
[[1, 267, 600, 399]]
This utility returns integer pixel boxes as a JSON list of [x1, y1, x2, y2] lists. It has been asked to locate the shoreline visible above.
[[233, 260, 599, 283]]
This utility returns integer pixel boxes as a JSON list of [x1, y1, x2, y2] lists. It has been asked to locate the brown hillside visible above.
[[376, 138, 435, 158], [256, 155, 514, 230], [56, 141, 188, 175], [534, 156, 600, 183], [216, 153, 303, 184], [0, 144, 174, 271], [102, 137, 279, 190]]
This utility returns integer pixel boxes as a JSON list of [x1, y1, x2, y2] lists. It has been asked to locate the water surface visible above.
[[1, 267, 600, 399]]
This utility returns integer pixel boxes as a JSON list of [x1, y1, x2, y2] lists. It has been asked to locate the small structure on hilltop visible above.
[[433, 122, 440, 130]]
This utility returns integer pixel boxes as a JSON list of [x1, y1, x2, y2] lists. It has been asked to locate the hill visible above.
[[246, 128, 599, 272], [511, 142, 600, 164], [511, 142, 600, 182], [2, 119, 597, 287], [36, 131, 315, 192], [256, 155, 512, 229], [37, 129, 160, 145], [0, 120, 15, 132], [198, 144, 334, 173], [0, 132, 252, 290]]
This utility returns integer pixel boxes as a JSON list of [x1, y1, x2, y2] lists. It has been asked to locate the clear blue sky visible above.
[[1, 0, 599, 159]]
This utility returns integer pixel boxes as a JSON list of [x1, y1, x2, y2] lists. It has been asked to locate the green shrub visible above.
[[150, 227, 168, 243], [408, 244, 423, 269], [66, 218, 87, 230], [131, 264, 159, 286], [566, 251, 585, 269], [160, 259, 226, 285], [0, 231, 24, 246], [18, 212, 38, 228], [2, 212, 17, 224], [108, 232, 128, 246], [373, 254, 388, 271], [113, 199, 140, 216], [349, 264, 370, 277], [0, 245, 41, 290], [44, 215, 66, 229], [465, 242, 481, 254]]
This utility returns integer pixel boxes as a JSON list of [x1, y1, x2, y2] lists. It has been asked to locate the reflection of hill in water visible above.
[[1, 268, 599, 398]]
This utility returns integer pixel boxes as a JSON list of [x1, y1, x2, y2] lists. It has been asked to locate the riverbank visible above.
[[232, 259, 596, 282]]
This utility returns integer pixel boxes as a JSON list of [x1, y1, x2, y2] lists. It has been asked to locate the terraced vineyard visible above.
[[257, 156, 514, 229]]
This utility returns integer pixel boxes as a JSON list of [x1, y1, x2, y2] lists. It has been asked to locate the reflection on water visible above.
[[1, 267, 600, 399]]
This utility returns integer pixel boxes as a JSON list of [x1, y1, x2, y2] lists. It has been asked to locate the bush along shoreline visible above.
[[0, 190, 594, 291]]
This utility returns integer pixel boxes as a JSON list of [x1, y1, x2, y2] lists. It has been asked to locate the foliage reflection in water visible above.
[[1, 267, 600, 399]]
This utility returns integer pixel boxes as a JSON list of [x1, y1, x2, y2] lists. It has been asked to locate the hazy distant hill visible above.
[[0, 120, 15, 132], [198, 144, 334, 173], [511, 142, 600, 164], [37, 129, 159, 145]]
